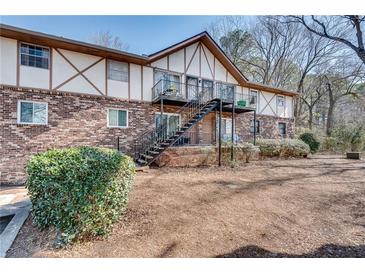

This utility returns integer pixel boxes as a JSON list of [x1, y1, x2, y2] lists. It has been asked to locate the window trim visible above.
[[17, 100, 48, 125], [154, 112, 181, 126], [107, 108, 129, 128], [277, 95, 285, 108], [107, 59, 129, 82], [19, 42, 50, 70], [250, 119, 260, 134], [278, 122, 287, 136]]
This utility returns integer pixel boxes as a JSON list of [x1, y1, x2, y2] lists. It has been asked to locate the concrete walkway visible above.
[[0, 186, 30, 257]]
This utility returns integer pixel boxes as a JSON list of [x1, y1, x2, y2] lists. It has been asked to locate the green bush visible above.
[[321, 136, 338, 152], [331, 123, 365, 152], [257, 138, 310, 158], [26, 146, 135, 246], [299, 132, 320, 153], [222, 141, 260, 166]]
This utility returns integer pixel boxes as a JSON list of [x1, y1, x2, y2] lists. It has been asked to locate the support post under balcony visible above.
[[218, 99, 222, 167], [253, 110, 257, 145], [231, 96, 235, 165]]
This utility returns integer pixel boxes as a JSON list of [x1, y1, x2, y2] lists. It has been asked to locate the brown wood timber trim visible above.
[[128, 63, 131, 100], [199, 42, 202, 78], [259, 92, 277, 115], [53, 48, 104, 96], [16, 40, 20, 86], [213, 56, 216, 80], [141, 66, 144, 101], [105, 58, 108, 96], [167, 55, 169, 71], [1, 84, 153, 105], [185, 43, 199, 74], [49, 48, 53, 90], [201, 45, 214, 79]]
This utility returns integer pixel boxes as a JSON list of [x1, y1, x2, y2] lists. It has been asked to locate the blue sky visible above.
[[0, 16, 220, 55]]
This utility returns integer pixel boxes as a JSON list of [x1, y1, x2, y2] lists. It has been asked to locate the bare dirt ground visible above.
[[6, 154, 365, 258]]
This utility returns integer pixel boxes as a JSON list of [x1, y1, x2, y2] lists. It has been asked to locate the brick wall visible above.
[[0, 86, 156, 185], [0, 86, 295, 184]]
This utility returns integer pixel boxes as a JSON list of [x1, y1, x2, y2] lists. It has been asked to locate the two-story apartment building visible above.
[[0, 24, 298, 184]]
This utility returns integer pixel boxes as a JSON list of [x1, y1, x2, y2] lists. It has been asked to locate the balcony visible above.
[[152, 79, 257, 112]]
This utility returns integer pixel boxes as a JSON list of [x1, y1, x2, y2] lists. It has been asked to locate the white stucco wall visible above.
[[107, 79, 129, 99], [129, 64, 142, 100], [0, 37, 17, 85], [142, 66, 153, 101], [169, 49, 184, 73], [19, 65, 49, 89]]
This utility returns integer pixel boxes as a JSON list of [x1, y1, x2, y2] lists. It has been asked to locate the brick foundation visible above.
[[0, 86, 295, 184]]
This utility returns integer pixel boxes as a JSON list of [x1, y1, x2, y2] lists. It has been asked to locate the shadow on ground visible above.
[[216, 244, 365, 258]]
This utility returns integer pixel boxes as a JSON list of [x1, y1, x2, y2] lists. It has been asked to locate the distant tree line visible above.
[[207, 16, 365, 136]]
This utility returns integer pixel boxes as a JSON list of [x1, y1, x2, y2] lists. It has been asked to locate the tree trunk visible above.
[[326, 83, 335, 136], [308, 106, 313, 130]]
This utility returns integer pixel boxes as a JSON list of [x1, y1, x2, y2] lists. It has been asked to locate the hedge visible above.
[[257, 139, 310, 158], [26, 146, 135, 246], [299, 132, 320, 153]]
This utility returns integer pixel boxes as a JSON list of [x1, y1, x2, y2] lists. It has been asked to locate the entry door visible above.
[[155, 113, 180, 139], [186, 76, 199, 99]]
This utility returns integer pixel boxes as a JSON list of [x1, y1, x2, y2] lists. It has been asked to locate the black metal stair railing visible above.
[[133, 85, 218, 166]]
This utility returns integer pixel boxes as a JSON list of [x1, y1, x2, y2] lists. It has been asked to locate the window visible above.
[[155, 113, 180, 137], [154, 70, 181, 96], [217, 83, 234, 101], [278, 122, 287, 136], [107, 60, 129, 82], [108, 109, 128, 128], [249, 90, 258, 106], [202, 79, 214, 98], [20, 43, 49, 69], [277, 95, 285, 107], [250, 120, 260, 134], [17, 100, 48, 125]]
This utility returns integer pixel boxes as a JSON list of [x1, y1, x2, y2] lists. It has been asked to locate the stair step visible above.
[[152, 146, 164, 150], [141, 154, 153, 159], [148, 150, 160, 155], [137, 159, 147, 165]]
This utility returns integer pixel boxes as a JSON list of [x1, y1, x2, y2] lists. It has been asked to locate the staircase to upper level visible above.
[[133, 88, 219, 166]]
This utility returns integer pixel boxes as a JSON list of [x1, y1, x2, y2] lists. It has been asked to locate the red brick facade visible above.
[[0, 86, 294, 185]]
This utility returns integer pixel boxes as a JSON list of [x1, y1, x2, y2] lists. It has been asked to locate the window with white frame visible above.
[[107, 60, 129, 82], [278, 122, 287, 136], [20, 43, 49, 69], [17, 100, 48, 125], [249, 90, 258, 106], [250, 120, 260, 134], [107, 109, 128, 128], [277, 95, 285, 107]]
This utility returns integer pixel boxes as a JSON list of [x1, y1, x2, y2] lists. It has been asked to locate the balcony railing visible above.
[[152, 79, 257, 109]]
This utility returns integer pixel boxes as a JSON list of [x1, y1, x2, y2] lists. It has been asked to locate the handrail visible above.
[[133, 84, 217, 161]]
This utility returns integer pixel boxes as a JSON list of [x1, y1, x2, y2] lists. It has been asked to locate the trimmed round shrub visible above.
[[257, 139, 310, 158], [299, 132, 320, 153], [26, 146, 135, 245]]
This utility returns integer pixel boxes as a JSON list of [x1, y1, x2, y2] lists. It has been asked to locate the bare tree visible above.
[[288, 16, 365, 65], [323, 58, 365, 135], [300, 75, 327, 129], [90, 30, 129, 51]]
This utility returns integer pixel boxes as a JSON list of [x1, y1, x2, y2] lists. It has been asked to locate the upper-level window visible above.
[[277, 95, 285, 107], [20, 43, 49, 69], [17, 100, 48, 125], [217, 83, 234, 101], [107, 60, 129, 82], [249, 90, 258, 105]]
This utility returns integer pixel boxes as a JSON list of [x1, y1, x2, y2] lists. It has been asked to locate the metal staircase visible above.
[[133, 89, 219, 166]]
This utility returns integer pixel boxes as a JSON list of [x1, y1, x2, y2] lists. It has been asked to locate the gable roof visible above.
[[0, 24, 298, 97]]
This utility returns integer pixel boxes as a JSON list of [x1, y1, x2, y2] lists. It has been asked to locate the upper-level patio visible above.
[[151, 79, 257, 113]]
